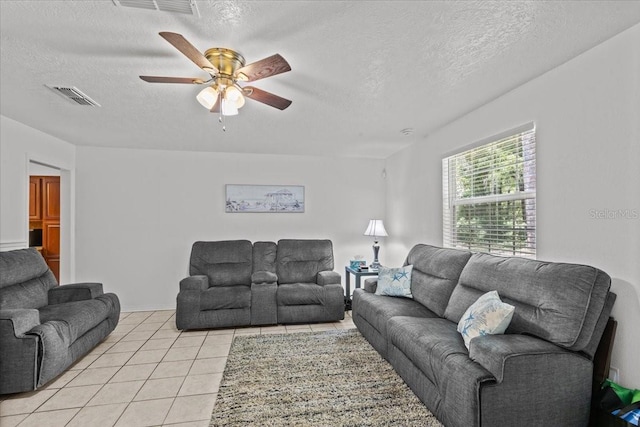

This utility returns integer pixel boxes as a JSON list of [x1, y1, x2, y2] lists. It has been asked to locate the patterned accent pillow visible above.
[[374, 265, 413, 298], [457, 290, 515, 349]]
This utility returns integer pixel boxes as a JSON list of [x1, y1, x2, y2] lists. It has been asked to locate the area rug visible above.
[[209, 329, 442, 426]]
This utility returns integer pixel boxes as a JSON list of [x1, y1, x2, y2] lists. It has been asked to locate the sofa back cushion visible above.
[[253, 241, 277, 274], [405, 244, 473, 317], [190, 240, 253, 286], [276, 239, 334, 284], [444, 252, 611, 352], [0, 248, 57, 310]]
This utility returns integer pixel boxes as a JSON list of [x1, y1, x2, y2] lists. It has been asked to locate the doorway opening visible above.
[[29, 162, 61, 282]]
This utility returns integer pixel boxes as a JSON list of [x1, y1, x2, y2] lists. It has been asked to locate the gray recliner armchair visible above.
[[0, 248, 120, 394]]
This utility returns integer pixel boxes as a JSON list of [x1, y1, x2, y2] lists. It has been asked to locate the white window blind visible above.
[[443, 124, 536, 257]]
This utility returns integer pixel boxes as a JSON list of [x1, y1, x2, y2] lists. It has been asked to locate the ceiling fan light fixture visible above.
[[196, 86, 219, 109], [221, 99, 239, 116], [225, 85, 245, 109]]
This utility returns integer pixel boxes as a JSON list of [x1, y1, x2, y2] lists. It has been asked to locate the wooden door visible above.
[[43, 177, 60, 220], [29, 177, 42, 220]]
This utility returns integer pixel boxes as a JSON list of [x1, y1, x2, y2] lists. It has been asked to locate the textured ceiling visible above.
[[1, 1, 639, 159]]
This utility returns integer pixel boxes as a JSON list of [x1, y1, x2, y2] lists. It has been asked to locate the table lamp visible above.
[[363, 219, 388, 270]]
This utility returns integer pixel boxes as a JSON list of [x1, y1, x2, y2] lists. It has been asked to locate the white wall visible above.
[[0, 116, 76, 282], [384, 24, 640, 388], [74, 146, 386, 312]]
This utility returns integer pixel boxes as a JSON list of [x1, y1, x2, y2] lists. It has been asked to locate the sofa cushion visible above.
[[276, 240, 334, 284], [458, 291, 515, 349], [277, 283, 329, 306], [352, 289, 437, 340], [38, 295, 118, 343], [375, 265, 413, 298], [190, 240, 253, 286], [444, 252, 611, 352], [405, 244, 472, 317], [0, 248, 57, 310], [200, 286, 251, 311], [253, 241, 277, 274]]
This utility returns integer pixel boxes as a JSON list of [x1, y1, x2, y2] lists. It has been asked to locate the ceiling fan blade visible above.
[[236, 54, 291, 82], [159, 32, 218, 73], [244, 87, 292, 110], [139, 76, 204, 84]]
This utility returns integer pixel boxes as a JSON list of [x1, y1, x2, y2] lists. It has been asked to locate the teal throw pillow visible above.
[[375, 265, 413, 298], [457, 290, 515, 350]]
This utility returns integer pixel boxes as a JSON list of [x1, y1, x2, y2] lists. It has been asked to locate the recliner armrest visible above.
[[317, 271, 341, 285], [363, 278, 378, 293], [251, 271, 278, 284], [48, 283, 104, 305], [179, 275, 208, 291], [469, 334, 581, 383], [0, 309, 40, 336]]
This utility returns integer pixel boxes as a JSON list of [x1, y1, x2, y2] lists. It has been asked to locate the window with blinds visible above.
[[442, 123, 536, 257]]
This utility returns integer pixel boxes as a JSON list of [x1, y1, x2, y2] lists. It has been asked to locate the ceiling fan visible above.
[[140, 32, 292, 118]]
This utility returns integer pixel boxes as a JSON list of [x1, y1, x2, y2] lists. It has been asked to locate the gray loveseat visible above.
[[352, 243, 616, 427], [0, 248, 120, 394], [176, 239, 344, 330]]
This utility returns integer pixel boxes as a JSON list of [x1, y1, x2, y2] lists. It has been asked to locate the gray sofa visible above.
[[0, 248, 120, 394], [176, 239, 344, 330], [352, 244, 616, 427]]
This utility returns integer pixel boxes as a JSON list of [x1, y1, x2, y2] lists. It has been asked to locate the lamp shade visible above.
[[364, 219, 388, 238], [196, 86, 219, 110]]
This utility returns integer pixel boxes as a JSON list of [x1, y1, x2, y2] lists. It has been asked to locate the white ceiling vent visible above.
[[46, 86, 101, 107], [112, 0, 200, 16]]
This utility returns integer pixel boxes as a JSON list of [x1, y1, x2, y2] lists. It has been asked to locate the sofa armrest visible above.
[[179, 275, 208, 291], [317, 271, 341, 285], [469, 334, 581, 383], [251, 271, 278, 284], [0, 309, 40, 393], [363, 278, 378, 293], [48, 283, 104, 305]]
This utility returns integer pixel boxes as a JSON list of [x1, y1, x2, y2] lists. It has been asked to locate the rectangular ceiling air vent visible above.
[[46, 86, 101, 107], [112, 0, 200, 16]]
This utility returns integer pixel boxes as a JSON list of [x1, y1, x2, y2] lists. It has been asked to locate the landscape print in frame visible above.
[[225, 184, 305, 213]]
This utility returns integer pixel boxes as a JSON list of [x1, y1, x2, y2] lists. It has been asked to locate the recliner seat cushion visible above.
[[276, 239, 334, 284], [200, 286, 251, 310], [38, 294, 119, 343], [277, 283, 329, 306], [444, 252, 611, 352]]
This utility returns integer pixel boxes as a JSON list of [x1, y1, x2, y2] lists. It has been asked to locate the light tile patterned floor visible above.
[[0, 310, 356, 427]]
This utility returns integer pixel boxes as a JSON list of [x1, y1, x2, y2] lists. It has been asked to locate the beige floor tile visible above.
[[87, 380, 145, 406], [37, 384, 101, 411], [0, 414, 27, 427], [310, 324, 338, 331], [103, 333, 126, 344], [140, 338, 176, 351], [164, 394, 216, 424], [106, 340, 146, 353], [41, 368, 81, 389], [90, 351, 135, 368], [162, 421, 210, 427], [66, 366, 119, 387], [134, 377, 184, 401], [114, 397, 174, 427], [150, 360, 193, 379], [121, 330, 156, 341], [0, 389, 57, 416], [66, 402, 127, 427], [70, 353, 100, 369], [196, 344, 230, 359], [233, 327, 261, 335], [178, 373, 222, 396], [112, 323, 137, 334], [202, 334, 233, 346], [158, 321, 180, 331], [133, 322, 164, 333], [163, 346, 199, 362], [177, 330, 207, 336], [188, 357, 227, 375], [109, 363, 158, 383], [260, 325, 287, 333], [89, 341, 116, 355], [126, 349, 168, 365], [285, 324, 312, 331], [171, 336, 205, 348], [206, 329, 234, 336], [119, 312, 151, 324], [151, 329, 182, 340], [17, 408, 80, 427]]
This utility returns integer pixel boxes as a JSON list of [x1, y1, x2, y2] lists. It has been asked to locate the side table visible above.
[[344, 266, 378, 310]]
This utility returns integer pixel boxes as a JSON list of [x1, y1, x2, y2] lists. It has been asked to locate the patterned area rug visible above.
[[210, 329, 442, 426]]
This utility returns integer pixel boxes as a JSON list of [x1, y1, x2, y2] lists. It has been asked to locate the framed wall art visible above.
[[225, 184, 305, 213]]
